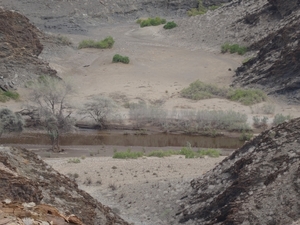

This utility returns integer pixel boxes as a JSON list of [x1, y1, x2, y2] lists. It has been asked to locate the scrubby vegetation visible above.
[[180, 80, 266, 105], [163, 21, 177, 29], [187, 0, 221, 16], [112, 54, 130, 64], [0, 90, 20, 102], [273, 114, 292, 126], [68, 158, 81, 163], [227, 89, 267, 105], [56, 35, 72, 46], [253, 116, 269, 129], [221, 43, 247, 55], [78, 36, 115, 49], [113, 147, 220, 159], [0, 108, 24, 136], [180, 80, 227, 100], [113, 149, 143, 159], [128, 101, 250, 133], [136, 17, 166, 27]]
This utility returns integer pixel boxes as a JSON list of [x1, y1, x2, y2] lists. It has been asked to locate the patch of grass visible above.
[[138, 17, 167, 27], [187, 0, 207, 16], [208, 5, 221, 10], [197, 149, 220, 157], [148, 150, 178, 158], [163, 21, 177, 29], [78, 36, 115, 49], [0, 90, 20, 102], [227, 89, 267, 105], [56, 35, 72, 46], [67, 158, 81, 163], [273, 114, 291, 126], [179, 147, 196, 158], [181, 80, 267, 105], [187, 0, 221, 16], [112, 54, 130, 64], [113, 149, 143, 159], [221, 43, 247, 55], [180, 80, 227, 100]]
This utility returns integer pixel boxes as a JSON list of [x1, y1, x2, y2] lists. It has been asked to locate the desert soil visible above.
[[45, 154, 225, 225]]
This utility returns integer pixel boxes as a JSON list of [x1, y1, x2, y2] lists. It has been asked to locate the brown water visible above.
[[0, 130, 244, 149]]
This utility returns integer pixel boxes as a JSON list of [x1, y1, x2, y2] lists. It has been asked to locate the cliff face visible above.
[[0, 146, 130, 225], [177, 117, 300, 224], [0, 8, 56, 91], [233, 0, 300, 101]]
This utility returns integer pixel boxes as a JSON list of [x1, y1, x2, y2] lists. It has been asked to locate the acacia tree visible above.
[[80, 95, 118, 129], [0, 108, 24, 137], [29, 76, 74, 152]]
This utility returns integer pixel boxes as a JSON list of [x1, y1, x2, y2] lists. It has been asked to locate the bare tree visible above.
[[80, 95, 118, 129], [0, 108, 24, 136], [28, 76, 74, 152]]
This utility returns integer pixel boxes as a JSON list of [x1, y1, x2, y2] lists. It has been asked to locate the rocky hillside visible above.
[[176, 117, 300, 224], [0, 8, 56, 91], [1, 0, 199, 33], [0, 146, 131, 225], [165, 0, 300, 101], [233, 0, 300, 101]]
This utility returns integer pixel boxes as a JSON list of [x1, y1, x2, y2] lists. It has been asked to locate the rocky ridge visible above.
[[233, 0, 300, 101], [164, 0, 300, 100], [177, 117, 300, 224], [0, 146, 131, 225], [0, 8, 56, 91], [1, 0, 198, 33]]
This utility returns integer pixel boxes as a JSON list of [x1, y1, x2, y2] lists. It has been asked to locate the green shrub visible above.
[[163, 21, 177, 29], [273, 114, 291, 126], [0, 90, 20, 102], [148, 150, 178, 158], [187, 0, 207, 16], [197, 149, 220, 157], [221, 43, 247, 55], [56, 35, 72, 46], [227, 89, 266, 105], [239, 131, 253, 141], [68, 158, 81, 163], [78, 36, 115, 49], [180, 80, 227, 100], [139, 17, 167, 27], [112, 54, 130, 64], [181, 81, 267, 106], [179, 147, 196, 158], [113, 149, 143, 159]]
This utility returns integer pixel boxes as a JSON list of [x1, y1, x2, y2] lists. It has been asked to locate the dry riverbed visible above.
[[45, 154, 225, 225]]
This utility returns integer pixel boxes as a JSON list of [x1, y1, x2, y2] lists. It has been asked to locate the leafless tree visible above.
[[28, 76, 74, 152], [80, 95, 118, 129], [0, 108, 24, 136]]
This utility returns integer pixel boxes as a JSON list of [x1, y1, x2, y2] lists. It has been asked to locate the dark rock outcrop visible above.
[[232, 0, 300, 101], [268, 0, 300, 16], [178, 118, 300, 224], [0, 146, 131, 225], [233, 16, 300, 100], [203, 0, 232, 7], [0, 8, 56, 90]]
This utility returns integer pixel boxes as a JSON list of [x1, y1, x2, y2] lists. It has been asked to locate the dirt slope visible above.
[[177, 117, 300, 224], [0, 146, 131, 225]]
